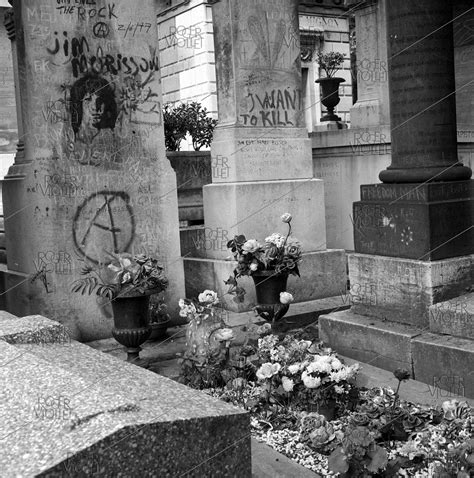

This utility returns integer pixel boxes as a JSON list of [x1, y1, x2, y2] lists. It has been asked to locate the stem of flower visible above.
[[282, 221, 292, 249]]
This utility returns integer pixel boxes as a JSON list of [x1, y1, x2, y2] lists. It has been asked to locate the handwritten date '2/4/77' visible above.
[[118, 23, 152, 39]]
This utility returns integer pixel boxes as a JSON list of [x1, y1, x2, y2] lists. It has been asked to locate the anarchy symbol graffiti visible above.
[[72, 191, 135, 264], [93, 22, 110, 38]]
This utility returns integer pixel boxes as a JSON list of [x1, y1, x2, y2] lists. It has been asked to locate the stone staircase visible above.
[[319, 291, 474, 399]]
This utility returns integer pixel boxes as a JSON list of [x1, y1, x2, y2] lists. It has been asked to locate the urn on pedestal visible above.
[[71, 253, 169, 365]]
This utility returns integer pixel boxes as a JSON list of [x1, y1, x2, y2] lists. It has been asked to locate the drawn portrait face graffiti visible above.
[[69, 74, 118, 139]]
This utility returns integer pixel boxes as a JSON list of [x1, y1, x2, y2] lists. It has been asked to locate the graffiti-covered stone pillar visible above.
[[1, 0, 185, 341], [184, 0, 347, 311]]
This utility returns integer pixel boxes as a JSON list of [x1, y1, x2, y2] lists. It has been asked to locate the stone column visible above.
[[352, 0, 474, 262], [379, 0, 471, 183], [319, 0, 474, 396], [3, 5, 25, 170], [1, 0, 185, 341], [348, 0, 390, 128], [185, 0, 346, 310]]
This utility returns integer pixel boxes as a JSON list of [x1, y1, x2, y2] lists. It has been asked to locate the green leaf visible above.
[[366, 445, 388, 473], [328, 448, 349, 474]]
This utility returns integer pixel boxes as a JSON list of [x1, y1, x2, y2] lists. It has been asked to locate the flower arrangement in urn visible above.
[[71, 252, 169, 299], [71, 253, 169, 364], [315, 51, 346, 122], [226, 213, 302, 327]]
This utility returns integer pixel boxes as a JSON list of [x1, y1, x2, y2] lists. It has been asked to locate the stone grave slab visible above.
[[0, 314, 251, 477]]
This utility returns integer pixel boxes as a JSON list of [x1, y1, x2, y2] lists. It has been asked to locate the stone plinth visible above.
[[412, 333, 474, 399], [2, 0, 185, 341], [167, 151, 211, 223], [0, 313, 251, 477], [204, 179, 326, 260], [353, 181, 474, 260], [429, 292, 474, 340], [348, 253, 473, 327]]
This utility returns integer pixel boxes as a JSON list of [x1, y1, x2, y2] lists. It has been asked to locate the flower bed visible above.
[[179, 328, 473, 477]]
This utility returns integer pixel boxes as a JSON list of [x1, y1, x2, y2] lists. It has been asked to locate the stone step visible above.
[[429, 291, 473, 339], [319, 310, 474, 398], [226, 295, 351, 334], [340, 355, 473, 407], [0, 313, 251, 477]]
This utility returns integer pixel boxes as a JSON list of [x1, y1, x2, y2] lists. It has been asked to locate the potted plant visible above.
[[315, 51, 346, 122], [226, 213, 302, 329], [71, 253, 168, 364], [148, 297, 171, 341]]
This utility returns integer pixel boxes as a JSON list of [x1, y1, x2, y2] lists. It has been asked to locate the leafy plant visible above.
[[163, 101, 217, 151], [70, 253, 168, 299], [316, 51, 345, 78], [185, 102, 218, 151], [163, 103, 188, 151]]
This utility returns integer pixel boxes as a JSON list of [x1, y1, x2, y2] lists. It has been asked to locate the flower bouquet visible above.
[[178, 290, 237, 388], [226, 213, 302, 326], [71, 252, 169, 299], [254, 334, 359, 420]]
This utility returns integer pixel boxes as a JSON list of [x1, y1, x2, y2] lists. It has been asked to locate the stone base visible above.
[[313, 121, 348, 132], [353, 181, 474, 260], [319, 310, 419, 372], [0, 313, 251, 477], [184, 249, 347, 312], [411, 333, 474, 399], [348, 253, 473, 327], [211, 127, 312, 183], [203, 179, 327, 260], [429, 292, 473, 339], [0, 267, 110, 342], [319, 310, 474, 398], [350, 99, 385, 129]]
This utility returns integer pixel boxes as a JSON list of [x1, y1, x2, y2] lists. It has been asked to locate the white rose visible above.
[[288, 364, 300, 375], [198, 290, 219, 305], [281, 213, 292, 223], [302, 371, 321, 389], [214, 328, 235, 342], [280, 292, 294, 304], [249, 262, 258, 272], [331, 358, 343, 370], [256, 362, 281, 381], [282, 376, 295, 392], [242, 239, 261, 254]]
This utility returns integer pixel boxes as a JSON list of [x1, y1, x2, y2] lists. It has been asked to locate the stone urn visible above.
[[111, 288, 158, 364], [315, 77, 345, 121], [252, 271, 290, 329]]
